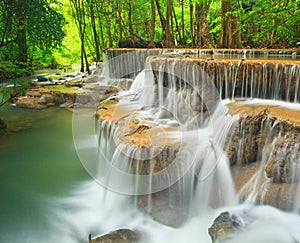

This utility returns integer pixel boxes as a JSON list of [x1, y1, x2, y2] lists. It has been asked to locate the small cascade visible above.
[[103, 49, 166, 79], [104, 49, 300, 102]]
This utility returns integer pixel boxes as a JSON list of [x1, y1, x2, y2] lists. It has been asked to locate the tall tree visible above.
[[86, 0, 101, 62], [181, 0, 185, 45], [165, 0, 175, 47], [219, 0, 242, 48], [0, 0, 65, 65], [69, 0, 90, 73], [194, 0, 211, 47], [189, 0, 195, 46], [155, 0, 166, 41], [149, 0, 156, 47]]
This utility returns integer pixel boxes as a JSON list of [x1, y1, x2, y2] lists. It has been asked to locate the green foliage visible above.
[[208, 2, 221, 46], [0, 61, 33, 79], [1, 0, 299, 71], [0, 0, 66, 68], [237, 0, 300, 47]]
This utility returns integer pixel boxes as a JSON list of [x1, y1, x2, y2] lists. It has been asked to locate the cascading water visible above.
[[70, 49, 300, 242]]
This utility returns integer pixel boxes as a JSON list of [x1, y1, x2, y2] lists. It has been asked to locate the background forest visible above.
[[0, 0, 299, 76]]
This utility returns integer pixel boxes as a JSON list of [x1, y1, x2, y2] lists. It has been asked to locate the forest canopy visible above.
[[0, 0, 299, 72]]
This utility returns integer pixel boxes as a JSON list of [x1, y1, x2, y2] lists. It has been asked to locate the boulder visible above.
[[37, 75, 49, 82], [88, 229, 140, 243], [15, 97, 48, 109], [75, 85, 120, 108], [208, 211, 242, 243], [64, 77, 84, 87], [15, 88, 77, 109]]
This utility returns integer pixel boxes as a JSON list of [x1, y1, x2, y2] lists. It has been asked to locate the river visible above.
[[0, 104, 91, 242]]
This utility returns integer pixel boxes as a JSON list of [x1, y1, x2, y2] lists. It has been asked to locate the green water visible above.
[[0, 105, 90, 242]]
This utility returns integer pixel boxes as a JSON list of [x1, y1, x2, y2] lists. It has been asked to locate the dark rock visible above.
[[89, 229, 140, 243], [37, 75, 49, 82], [118, 40, 163, 48], [0, 118, 7, 132]]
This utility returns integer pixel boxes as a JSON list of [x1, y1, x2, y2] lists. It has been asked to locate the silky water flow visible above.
[[70, 50, 300, 243]]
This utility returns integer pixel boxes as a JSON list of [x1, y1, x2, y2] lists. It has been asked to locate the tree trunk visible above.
[[195, 1, 211, 47], [165, 0, 175, 47], [173, 6, 182, 45], [87, 0, 101, 61], [106, 15, 113, 47], [15, 3, 28, 64], [128, 1, 134, 40], [219, 0, 242, 48], [189, 0, 195, 46], [16, 23, 28, 64], [155, 0, 166, 40], [181, 0, 185, 45], [80, 41, 84, 72], [95, 1, 106, 49], [149, 0, 156, 47], [116, 0, 123, 41]]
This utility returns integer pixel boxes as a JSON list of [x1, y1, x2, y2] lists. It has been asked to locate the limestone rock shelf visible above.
[[96, 94, 181, 175], [148, 56, 300, 102], [15, 87, 78, 109], [226, 100, 300, 211]]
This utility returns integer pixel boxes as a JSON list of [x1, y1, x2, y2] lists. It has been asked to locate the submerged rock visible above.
[[138, 185, 190, 228], [89, 229, 140, 243]]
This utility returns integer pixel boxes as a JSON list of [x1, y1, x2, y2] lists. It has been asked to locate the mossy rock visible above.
[[89, 229, 140, 243], [208, 212, 242, 243]]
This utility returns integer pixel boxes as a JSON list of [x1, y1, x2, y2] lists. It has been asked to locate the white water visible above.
[[68, 52, 300, 242]]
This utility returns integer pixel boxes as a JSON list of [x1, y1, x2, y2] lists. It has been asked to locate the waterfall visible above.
[[70, 49, 300, 243]]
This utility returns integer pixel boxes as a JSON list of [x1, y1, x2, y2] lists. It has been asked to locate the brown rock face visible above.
[[226, 101, 300, 210], [265, 134, 300, 183], [224, 111, 268, 165]]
